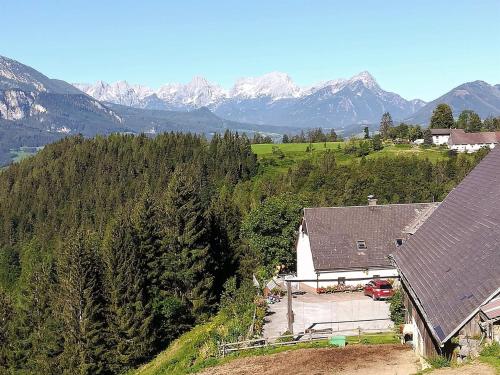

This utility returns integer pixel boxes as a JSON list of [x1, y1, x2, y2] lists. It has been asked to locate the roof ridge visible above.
[[304, 202, 438, 210]]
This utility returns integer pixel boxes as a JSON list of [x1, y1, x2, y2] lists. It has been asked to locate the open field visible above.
[[251, 142, 450, 176]]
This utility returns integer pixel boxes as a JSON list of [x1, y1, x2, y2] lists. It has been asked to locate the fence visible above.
[[218, 327, 396, 357]]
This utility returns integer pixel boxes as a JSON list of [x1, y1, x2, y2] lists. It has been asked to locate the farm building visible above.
[[296, 198, 438, 290], [431, 128, 452, 145], [448, 128, 500, 153], [392, 146, 500, 357]]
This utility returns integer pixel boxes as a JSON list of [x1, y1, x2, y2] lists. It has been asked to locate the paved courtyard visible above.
[[263, 291, 393, 338]]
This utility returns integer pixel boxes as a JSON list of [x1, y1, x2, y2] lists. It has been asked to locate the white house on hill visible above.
[[448, 129, 500, 153], [296, 199, 438, 290], [431, 129, 452, 145]]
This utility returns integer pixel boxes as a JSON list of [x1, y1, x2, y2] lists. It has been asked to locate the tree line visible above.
[[378, 105, 500, 145], [0, 132, 257, 374]]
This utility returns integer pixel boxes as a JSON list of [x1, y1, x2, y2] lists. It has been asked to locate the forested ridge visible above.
[[0, 131, 487, 374]]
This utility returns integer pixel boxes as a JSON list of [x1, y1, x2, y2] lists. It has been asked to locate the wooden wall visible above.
[[402, 283, 441, 357]]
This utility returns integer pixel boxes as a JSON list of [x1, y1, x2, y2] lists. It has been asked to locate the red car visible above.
[[364, 280, 394, 300]]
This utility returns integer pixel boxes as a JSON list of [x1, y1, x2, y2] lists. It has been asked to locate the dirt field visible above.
[[198, 344, 420, 375], [431, 363, 496, 375]]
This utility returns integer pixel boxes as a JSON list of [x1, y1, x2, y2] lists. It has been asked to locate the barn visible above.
[[392, 146, 500, 357], [296, 198, 438, 290]]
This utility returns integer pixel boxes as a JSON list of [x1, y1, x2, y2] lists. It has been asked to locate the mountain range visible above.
[[74, 71, 428, 128], [2, 54, 500, 165], [0, 55, 291, 165]]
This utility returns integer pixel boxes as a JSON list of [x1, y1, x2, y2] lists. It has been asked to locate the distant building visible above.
[[431, 129, 452, 145], [448, 129, 500, 153], [295, 198, 438, 290], [393, 146, 500, 357]]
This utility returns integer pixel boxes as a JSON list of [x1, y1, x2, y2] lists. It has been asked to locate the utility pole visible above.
[[287, 280, 294, 334]]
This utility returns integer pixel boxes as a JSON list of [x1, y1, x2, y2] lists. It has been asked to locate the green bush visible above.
[[388, 288, 405, 325], [480, 341, 500, 371], [427, 355, 451, 368]]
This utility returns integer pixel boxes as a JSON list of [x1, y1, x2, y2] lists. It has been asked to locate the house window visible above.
[[338, 277, 346, 286], [395, 238, 403, 247], [356, 240, 367, 250], [373, 274, 380, 279]]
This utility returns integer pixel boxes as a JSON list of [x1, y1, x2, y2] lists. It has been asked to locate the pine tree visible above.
[[430, 104, 454, 129], [379, 112, 393, 139], [57, 231, 107, 374], [102, 213, 155, 372], [132, 193, 163, 300], [10, 240, 62, 374], [162, 165, 213, 318], [0, 287, 12, 370]]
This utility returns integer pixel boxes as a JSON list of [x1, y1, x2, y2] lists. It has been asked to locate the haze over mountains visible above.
[[2, 53, 500, 165]]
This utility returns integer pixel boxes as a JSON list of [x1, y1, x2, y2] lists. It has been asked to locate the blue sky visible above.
[[1, 0, 499, 101]]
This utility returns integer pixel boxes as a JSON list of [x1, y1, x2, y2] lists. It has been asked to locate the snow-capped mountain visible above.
[[75, 76, 227, 111], [73, 80, 153, 107], [214, 71, 427, 129], [75, 70, 427, 129], [0, 55, 290, 165], [230, 72, 302, 99]]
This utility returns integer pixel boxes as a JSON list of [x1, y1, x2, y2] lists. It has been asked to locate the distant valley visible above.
[[2, 54, 500, 165]]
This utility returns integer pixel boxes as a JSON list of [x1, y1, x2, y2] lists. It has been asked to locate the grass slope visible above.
[[251, 142, 450, 176], [134, 329, 399, 375]]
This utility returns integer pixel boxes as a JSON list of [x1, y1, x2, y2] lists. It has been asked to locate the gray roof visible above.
[[431, 128, 452, 135], [303, 203, 438, 271], [393, 146, 500, 345], [449, 129, 500, 145]]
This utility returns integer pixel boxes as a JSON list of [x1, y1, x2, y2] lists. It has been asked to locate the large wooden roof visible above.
[[393, 147, 500, 345]]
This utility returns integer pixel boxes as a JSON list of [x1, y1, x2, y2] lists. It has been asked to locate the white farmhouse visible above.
[[431, 129, 452, 145], [296, 199, 438, 291], [448, 129, 500, 153]]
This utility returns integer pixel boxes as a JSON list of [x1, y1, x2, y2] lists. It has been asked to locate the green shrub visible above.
[[388, 288, 405, 325], [427, 355, 451, 368], [479, 341, 500, 371]]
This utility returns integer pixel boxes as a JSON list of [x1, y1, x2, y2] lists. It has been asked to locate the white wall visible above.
[[450, 143, 496, 153], [296, 226, 398, 289], [432, 135, 450, 145], [296, 225, 316, 281], [313, 268, 398, 288]]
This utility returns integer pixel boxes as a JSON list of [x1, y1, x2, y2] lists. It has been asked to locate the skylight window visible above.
[[395, 238, 403, 247], [356, 240, 367, 250]]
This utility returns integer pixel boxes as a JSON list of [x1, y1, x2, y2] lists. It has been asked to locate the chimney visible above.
[[368, 195, 377, 206]]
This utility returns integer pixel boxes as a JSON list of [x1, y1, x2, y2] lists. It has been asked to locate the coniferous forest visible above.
[[0, 131, 487, 374]]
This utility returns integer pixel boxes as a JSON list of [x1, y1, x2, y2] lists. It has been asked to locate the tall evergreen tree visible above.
[[162, 165, 214, 317], [0, 287, 12, 370], [57, 231, 107, 375], [430, 103, 454, 129], [10, 240, 62, 374], [102, 213, 155, 372], [379, 112, 393, 139]]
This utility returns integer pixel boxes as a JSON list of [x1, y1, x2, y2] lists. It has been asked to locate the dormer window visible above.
[[395, 238, 403, 247], [356, 240, 367, 250]]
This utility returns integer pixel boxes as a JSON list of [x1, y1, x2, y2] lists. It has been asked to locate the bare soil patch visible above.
[[430, 362, 496, 375], [198, 344, 419, 375]]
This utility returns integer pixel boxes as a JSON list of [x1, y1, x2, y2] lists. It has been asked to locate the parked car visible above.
[[363, 280, 394, 300]]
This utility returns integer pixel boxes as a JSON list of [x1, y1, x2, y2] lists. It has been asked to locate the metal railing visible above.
[[218, 326, 396, 357]]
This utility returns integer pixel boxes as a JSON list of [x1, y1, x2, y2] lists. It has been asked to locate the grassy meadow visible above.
[[251, 142, 450, 176]]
